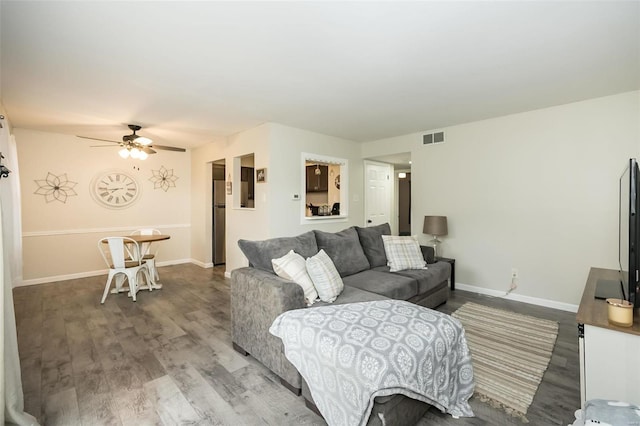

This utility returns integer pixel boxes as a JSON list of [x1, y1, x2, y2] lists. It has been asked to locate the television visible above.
[[619, 158, 640, 308], [595, 158, 640, 308]]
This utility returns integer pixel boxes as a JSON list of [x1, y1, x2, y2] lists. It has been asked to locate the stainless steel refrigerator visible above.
[[213, 180, 226, 265]]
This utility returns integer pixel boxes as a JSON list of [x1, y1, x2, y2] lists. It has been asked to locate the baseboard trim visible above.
[[18, 258, 193, 287], [189, 258, 213, 268], [17, 269, 106, 287], [455, 282, 579, 313]]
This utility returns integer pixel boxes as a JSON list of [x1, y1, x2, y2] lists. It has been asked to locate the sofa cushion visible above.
[[312, 284, 388, 307], [372, 261, 451, 294], [354, 223, 391, 268], [381, 235, 427, 272], [314, 227, 370, 277], [306, 249, 344, 303], [343, 270, 418, 300], [238, 231, 318, 273], [272, 250, 319, 306]]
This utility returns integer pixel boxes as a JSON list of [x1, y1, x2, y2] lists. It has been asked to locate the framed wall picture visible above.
[[256, 168, 267, 183]]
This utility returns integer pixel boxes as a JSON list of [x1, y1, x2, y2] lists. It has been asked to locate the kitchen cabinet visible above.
[[306, 165, 328, 192]]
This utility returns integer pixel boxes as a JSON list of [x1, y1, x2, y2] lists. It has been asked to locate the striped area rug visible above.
[[452, 302, 559, 421]]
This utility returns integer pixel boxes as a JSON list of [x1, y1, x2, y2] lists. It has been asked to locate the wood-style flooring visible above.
[[13, 263, 580, 425]]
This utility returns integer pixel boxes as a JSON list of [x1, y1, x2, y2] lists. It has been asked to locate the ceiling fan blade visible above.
[[77, 135, 120, 144], [151, 144, 186, 152], [90, 144, 120, 147], [142, 147, 157, 155]]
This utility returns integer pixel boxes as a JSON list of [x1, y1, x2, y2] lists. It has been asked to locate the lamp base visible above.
[[428, 236, 442, 258]]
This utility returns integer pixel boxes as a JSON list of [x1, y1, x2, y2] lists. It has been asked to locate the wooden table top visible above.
[[576, 267, 640, 336], [127, 234, 170, 244]]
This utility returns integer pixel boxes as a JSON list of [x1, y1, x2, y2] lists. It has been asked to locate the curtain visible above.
[[1, 122, 38, 425]]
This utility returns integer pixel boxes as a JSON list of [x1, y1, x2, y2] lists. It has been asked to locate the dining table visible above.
[[128, 234, 171, 245]]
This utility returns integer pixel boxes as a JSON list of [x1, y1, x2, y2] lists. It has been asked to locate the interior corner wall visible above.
[[268, 123, 364, 237], [361, 91, 640, 306], [15, 128, 192, 283], [190, 122, 363, 274], [189, 123, 271, 274], [189, 136, 227, 266]]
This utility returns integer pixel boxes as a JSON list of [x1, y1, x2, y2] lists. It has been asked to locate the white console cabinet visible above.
[[577, 268, 640, 407]]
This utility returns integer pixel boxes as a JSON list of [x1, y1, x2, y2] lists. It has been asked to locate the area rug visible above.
[[452, 302, 559, 422]]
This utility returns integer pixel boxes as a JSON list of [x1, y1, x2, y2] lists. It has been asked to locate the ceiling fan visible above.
[[77, 124, 186, 160]]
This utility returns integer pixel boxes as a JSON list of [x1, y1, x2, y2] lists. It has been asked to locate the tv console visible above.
[[576, 267, 640, 406]]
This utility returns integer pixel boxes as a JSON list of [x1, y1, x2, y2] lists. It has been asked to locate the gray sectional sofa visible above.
[[230, 223, 452, 425]]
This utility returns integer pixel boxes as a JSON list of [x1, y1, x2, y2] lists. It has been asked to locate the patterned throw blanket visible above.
[[270, 300, 475, 426]]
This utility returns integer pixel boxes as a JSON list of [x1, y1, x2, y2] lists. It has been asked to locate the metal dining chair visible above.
[[130, 228, 162, 284], [98, 237, 151, 303]]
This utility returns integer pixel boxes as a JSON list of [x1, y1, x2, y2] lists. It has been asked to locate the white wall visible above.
[[225, 124, 272, 272], [362, 91, 640, 306], [15, 129, 192, 283], [268, 123, 363, 236], [190, 124, 272, 273], [189, 122, 364, 273]]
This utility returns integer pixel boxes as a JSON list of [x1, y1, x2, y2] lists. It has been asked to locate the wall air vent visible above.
[[423, 131, 445, 145]]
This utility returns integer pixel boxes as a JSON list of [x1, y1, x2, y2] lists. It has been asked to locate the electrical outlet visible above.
[[511, 268, 519, 279]]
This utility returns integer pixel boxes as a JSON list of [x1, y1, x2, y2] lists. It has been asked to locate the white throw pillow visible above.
[[272, 250, 319, 306], [305, 249, 344, 303], [381, 235, 427, 272]]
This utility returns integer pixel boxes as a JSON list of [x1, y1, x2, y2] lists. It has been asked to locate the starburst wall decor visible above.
[[149, 165, 179, 192], [34, 172, 78, 203]]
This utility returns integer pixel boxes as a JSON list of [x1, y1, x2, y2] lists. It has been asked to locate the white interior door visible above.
[[364, 161, 392, 228]]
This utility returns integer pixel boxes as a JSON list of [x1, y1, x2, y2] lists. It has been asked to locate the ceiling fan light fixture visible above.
[[135, 136, 152, 146], [78, 124, 185, 159]]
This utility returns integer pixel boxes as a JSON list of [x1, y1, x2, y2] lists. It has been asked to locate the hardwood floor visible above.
[[13, 264, 580, 425]]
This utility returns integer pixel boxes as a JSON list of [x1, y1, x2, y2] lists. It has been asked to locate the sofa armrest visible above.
[[420, 245, 436, 264], [230, 267, 306, 389]]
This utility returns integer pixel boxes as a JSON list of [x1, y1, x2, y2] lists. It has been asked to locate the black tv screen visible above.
[[619, 158, 640, 308]]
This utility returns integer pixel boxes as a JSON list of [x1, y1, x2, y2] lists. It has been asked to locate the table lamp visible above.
[[423, 216, 448, 258]]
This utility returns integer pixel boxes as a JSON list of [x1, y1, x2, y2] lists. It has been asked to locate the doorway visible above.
[[212, 160, 226, 265], [364, 152, 411, 235], [398, 172, 411, 236]]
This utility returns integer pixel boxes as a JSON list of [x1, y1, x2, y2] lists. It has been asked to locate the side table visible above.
[[435, 257, 455, 291]]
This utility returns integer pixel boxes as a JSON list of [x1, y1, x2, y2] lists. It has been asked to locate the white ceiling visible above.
[[1, 1, 638, 149]]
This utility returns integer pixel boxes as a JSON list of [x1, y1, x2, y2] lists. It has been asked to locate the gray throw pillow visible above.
[[238, 231, 318, 273], [314, 227, 370, 277], [354, 223, 391, 268]]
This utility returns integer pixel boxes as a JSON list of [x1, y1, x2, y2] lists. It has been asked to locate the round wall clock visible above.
[[91, 170, 141, 209]]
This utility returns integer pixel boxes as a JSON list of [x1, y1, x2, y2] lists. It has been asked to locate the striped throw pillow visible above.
[[306, 249, 344, 303], [381, 235, 427, 272], [272, 250, 319, 306]]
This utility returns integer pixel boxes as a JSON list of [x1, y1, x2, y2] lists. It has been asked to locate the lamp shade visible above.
[[423, 216, 448, 236]]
